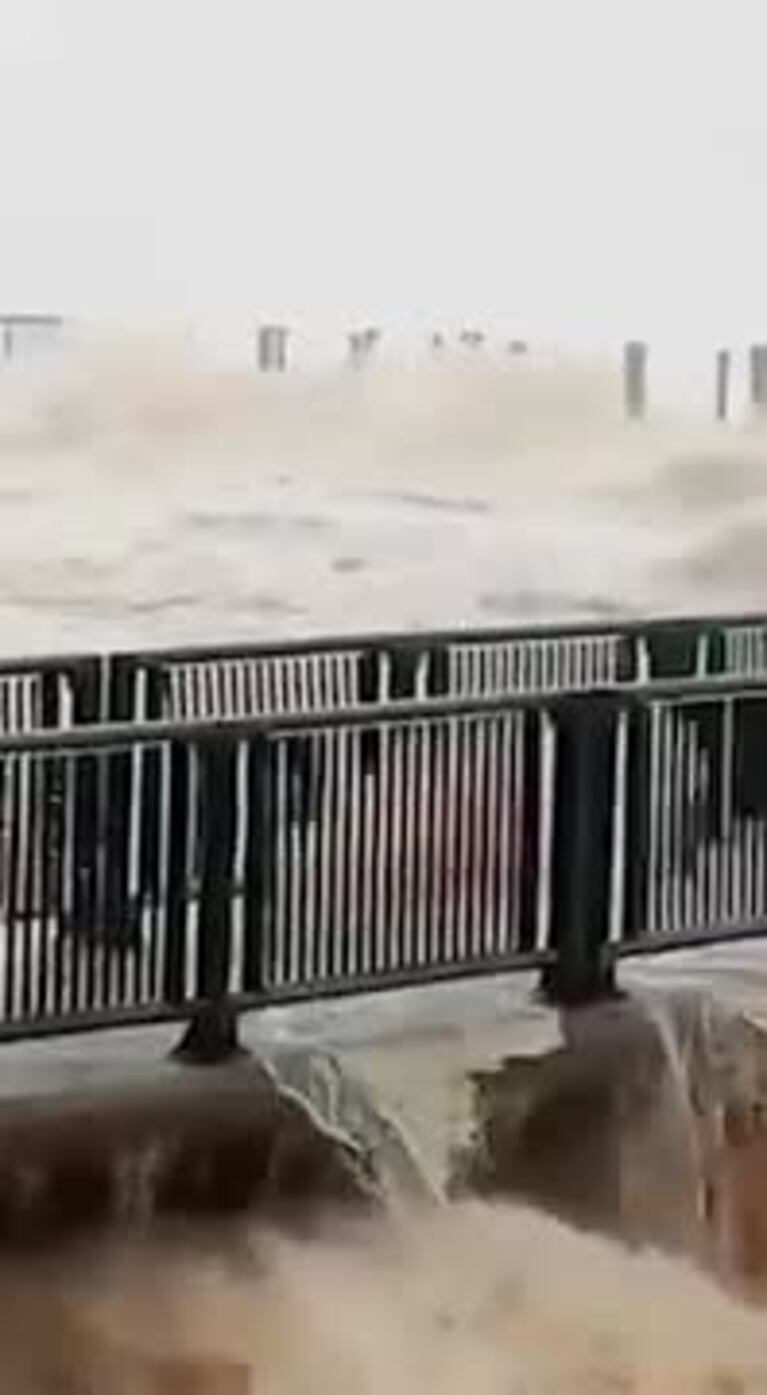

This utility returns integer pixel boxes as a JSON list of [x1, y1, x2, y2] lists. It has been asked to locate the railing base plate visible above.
[[171, 1004, 248, 1067]]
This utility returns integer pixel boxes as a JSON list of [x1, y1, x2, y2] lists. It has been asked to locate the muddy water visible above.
[[2, 332, 767, 655], [8, 1200, 767, 1393], [4, 956, 767, 1389]]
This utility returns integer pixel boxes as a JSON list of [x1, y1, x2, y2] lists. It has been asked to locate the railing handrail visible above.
[[0, 606, 764, 679], [0, 670, 764, 757], [104, 608, 763, 668]]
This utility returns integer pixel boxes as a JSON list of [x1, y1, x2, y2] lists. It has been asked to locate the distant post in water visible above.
[[0, 314, 64, 366], [256, 324, 289, 372], [507, 339, 528, 356], [715, 349, 731, 422], [749, 344, 767, 412], [459, 329, 485, 351], [347, 327, 380, 370], [623, 340, 648, 420]]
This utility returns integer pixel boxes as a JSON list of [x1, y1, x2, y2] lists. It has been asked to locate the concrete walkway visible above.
[[0, 939, 766, 1099]]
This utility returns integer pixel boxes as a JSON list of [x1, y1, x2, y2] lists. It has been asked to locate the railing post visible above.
[[129, 662, 166, 923], [622, 701, 652, 942], [644, 624, 699, 678], [173, 737, 245, 1064], [242, 734, 274, 993], [359, 644, 424, 778], [517, 707, 544, 952], [733, 697, 767, 820], [360, 642, 442, 701], [682, 628, 726, 846], [358, 647, 383, 705], [38, 670, 65, 943], [102, 657, 138, 946], [389, 646, 421, 699], [643, 615, 722, 677], [67, 658, 103, 940], [162, 738, 190, 1006], [359, 648, 385, 774], [615, 634, 638, 682], [425, 646, 450, 697], [541, 692, 621, 1004], [39, 667, 64, 729], [643, 625, 725, 856]]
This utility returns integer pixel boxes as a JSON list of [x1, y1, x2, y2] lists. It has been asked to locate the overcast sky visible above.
[[0, 0, 765, 361]]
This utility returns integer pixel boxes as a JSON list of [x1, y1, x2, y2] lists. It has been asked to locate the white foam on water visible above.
[[13, 1200, 767, 1392], [0, 328, 765, 656]]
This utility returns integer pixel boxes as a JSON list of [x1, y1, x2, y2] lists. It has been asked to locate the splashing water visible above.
[[7, 1200, 767, 1392], [0, 329, 766, 656], [631, 992, 708, 1246], [0, 990, 762, 1388]]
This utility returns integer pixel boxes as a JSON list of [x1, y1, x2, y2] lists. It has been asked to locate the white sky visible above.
[[1, 0, 766, 362]]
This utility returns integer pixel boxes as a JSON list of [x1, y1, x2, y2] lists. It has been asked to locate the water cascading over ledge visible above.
[[446, 988, 767, 1301], [5, 987, 767, 1388], [0, 1060, 397, 1254], [5, 984, 767, 1305]]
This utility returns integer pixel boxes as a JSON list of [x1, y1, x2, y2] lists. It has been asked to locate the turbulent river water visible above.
[[2, 331, 767, 657]]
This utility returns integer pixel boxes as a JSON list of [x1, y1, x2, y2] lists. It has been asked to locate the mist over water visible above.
[[1, 331, 766, 656], [14, 1202, 767, 1392]]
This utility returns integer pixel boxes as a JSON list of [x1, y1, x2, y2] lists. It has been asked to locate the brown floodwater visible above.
[[6, 984, 767, 1391]]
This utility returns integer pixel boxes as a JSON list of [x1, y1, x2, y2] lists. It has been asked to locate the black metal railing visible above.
[[97, 613, 767, 720], [4, 611, 767, 738], [0, 614, 756, 972], [0, 673, 765, 1053]]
